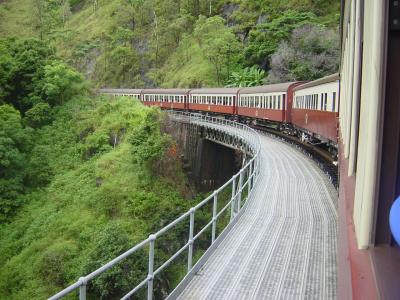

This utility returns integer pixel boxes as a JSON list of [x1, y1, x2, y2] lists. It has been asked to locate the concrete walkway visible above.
[[176, 134, 338, 300]]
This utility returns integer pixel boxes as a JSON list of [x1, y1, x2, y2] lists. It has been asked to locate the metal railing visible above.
[[49, 112, 261, 300]]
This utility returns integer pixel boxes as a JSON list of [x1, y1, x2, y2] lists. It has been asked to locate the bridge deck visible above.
[[176, 134, 337, 300]]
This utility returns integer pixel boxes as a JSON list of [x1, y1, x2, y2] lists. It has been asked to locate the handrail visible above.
[[49, 111, 261, 300]]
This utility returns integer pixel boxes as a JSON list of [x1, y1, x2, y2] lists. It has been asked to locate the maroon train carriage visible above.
[[237, 82, 299, 124], [142, 89, 190, 110], [188, 88, 239, 115], [291, 74, 340, 145], [99, 89, 143, 100]]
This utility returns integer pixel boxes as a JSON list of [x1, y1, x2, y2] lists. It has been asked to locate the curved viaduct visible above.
[[50, 112, 337, 300]]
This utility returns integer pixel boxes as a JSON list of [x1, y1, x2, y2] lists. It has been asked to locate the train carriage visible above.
[[291, 74, 340, 143], [99, 89, 142, 99], [237, 82, 299, 123], [142, 89, 190, 110], [188, 88, 239, 115]]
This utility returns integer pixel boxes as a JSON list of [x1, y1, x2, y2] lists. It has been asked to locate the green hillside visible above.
[[0, 1, 341, 298], [0, 0, 340, 88]]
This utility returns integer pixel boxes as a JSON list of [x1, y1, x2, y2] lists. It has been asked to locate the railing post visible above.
[[187, 208, 195, 272], [248, 160, 253, 194], [79, 278, 86, 300], [147, 234, 156, 300], [211, 192, 218, 243], [237, 171, 243, 213], [230, 176, 236, 220]]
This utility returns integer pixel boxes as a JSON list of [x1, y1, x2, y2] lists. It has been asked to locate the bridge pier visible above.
[[166, 120, 241, 192]]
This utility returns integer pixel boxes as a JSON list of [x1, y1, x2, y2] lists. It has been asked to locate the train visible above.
[[100, 73, 340, 158]]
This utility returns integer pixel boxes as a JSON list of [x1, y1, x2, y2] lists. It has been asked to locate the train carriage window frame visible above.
[[278, 95, 281, 110], [332, 92, 336, 112]]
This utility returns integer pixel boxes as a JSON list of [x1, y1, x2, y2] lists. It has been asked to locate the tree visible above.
[[267, 24, 339, 82], [24, 102, 53, 128], [194, 16, 241, 85], [0, 43, 15, 102], [243, 10, 317, 69], [0, 105, 30, 222], [1, 38, 54, 113], [40, 62, 84, 106], [226, 66, 266, 87]]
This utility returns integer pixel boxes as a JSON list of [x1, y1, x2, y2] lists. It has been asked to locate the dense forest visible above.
[[0, 0, 340, 88], [0, 0, 340, 299], [0, 38, 204, 299]]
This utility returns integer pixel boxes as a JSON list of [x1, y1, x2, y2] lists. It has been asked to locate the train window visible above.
[[320, 93, 323, 110], [324, 93, 328, 111], [315, 94, 318, 109], [277, 95, 280, 109], [332, 92, 336, 111]]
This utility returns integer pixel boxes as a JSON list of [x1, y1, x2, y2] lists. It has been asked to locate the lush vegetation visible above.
[[0, 38, 201, 299], [0, 0, 341, 298], [0, 0, 340, 88]]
